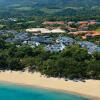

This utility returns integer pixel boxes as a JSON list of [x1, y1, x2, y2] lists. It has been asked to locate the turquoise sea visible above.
[[0, 82, 89, 100]]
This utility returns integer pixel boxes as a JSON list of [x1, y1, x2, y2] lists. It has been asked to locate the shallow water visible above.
[[0, 82, 89, 100]]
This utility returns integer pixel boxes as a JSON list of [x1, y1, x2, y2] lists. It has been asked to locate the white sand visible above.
[[0, 71, 100, 100]]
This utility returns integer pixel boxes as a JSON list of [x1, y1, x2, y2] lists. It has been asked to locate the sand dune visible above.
[[0, 71, 100, 100]]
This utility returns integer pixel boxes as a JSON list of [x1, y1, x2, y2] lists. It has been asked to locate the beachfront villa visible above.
[[95, 47, 100, 52], [5, 32, 29, 43], [0, 30, 17, 35], [56, 36, 75, 45], [78, 41, 99, 54], [23, 41, 40, 48], [45, 43, 65, 52], [78, 41, 97, 48], [31, 36, 53, 44]]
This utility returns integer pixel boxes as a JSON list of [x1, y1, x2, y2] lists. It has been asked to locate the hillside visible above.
[[0, 0, 100, 17]]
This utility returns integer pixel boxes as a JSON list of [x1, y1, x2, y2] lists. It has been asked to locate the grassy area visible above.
[[95, 27, 100, 32], [25, 21, 35, 24], [0, 24, 5, 28], [40, 8, 62, 14], [7, 4, 21, 8], [15, 7, 33, 11]]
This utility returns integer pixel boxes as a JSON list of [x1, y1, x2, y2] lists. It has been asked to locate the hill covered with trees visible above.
[[0, 0, 100, 18]]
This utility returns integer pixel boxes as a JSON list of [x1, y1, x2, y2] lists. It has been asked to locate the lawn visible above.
[[95, 27, 100, 32], [15, 7, 33, 11], [0, 24, 5, 28]]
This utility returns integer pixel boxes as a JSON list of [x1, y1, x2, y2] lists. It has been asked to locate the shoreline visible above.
[[0, 71, 100, 100], [0, 80, 97, 100], [0, 81, 92, 100]]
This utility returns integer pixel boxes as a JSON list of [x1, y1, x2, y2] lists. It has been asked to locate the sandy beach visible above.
[[0, 71, 100, 100]]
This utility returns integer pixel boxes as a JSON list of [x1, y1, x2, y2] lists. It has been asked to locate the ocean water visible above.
[[0, 82, 89, 100]]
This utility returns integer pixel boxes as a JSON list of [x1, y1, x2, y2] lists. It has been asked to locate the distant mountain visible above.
[[0, 0, 100, 17], [35, 0, 100, 7]]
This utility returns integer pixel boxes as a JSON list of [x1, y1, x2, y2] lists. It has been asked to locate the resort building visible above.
[[23, 41, 40, 48], [78, 41, 98, 54], [45, 43, 65, 52], [31, 36, 53, 44], [5, 32, 29, 43], [56, 36, 75, 45], [26, 28, 66, 34], [95, 47, 100, 53]]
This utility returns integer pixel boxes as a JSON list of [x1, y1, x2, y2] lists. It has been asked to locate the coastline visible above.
[[0, 71, 100, 100]]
